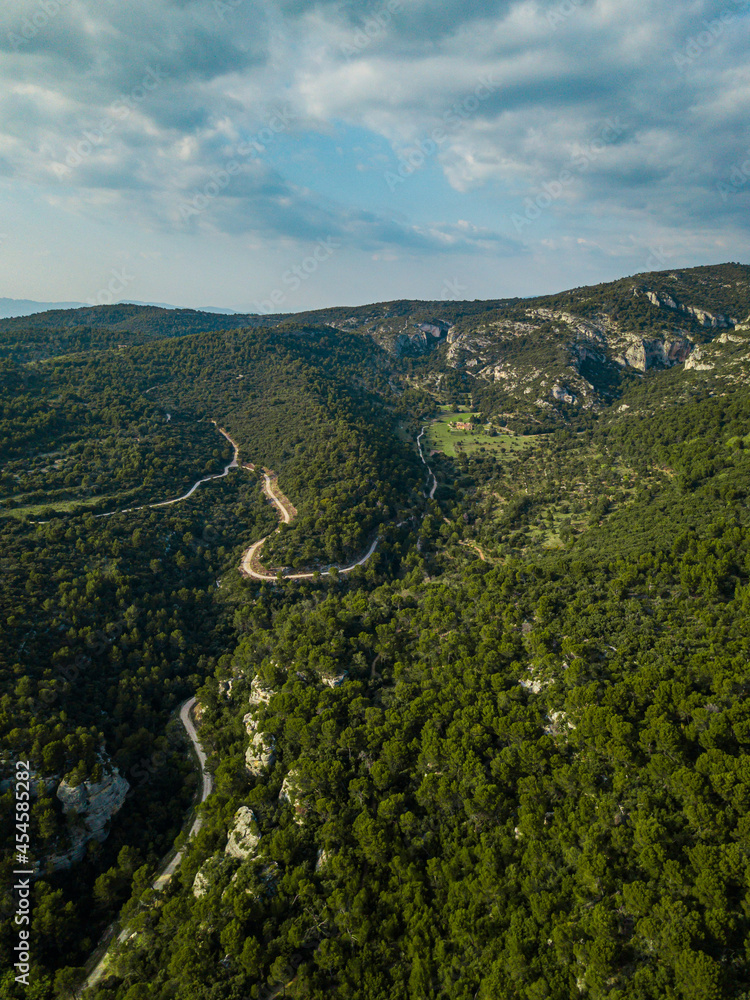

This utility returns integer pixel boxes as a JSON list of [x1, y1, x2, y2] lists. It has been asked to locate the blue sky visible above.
[[1, 0, 749, 311]]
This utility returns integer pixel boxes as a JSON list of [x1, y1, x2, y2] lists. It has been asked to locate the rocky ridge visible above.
[[395, 278, 750, 414]]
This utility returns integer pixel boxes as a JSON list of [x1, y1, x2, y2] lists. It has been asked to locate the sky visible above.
[[1, 0, 749, 312]]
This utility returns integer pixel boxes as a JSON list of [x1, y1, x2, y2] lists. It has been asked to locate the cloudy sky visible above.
[[1, 0, 749, 312]]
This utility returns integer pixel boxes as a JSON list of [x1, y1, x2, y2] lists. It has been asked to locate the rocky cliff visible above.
[[41, 763, 129, 873], [225, 806, 261, 860], [243, 708, 276, 776], [395, 277, 750, 415], [642, 288, 737, 328]]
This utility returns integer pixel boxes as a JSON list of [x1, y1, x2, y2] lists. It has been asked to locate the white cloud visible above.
[[0, 0, 748, 305]]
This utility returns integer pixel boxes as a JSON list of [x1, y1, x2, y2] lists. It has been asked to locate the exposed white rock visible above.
[[245, 730, 276, 776], [218, 678, 234, 700], [717, 332, 747, 344], [646, 290, 678, 310], [278, 773, 297, 806], [446, 341, 465, 365], [248, 676, 274, 706], [544, 710, 574, 736], [519, 677, 548, 694], [43, 764, 130, 872], [530, 308, 606, 343], [684, 347, 714, 371], [663, 338, 694, 364], [685, 304, 736, 327], [320, 670, 348, 688], [417, 322, 448, 338], [640, 289, 736, 328], [620, 336, 693, 372], [192, 853, 238, 898], [552, 384, 577, 404], [315, 848, 332, 872], [225, 806, 261, 859], [192, 867, 211, 898], [279, 769, 308, 825], [57, 768, 129, 837], [391, 326, 445, 356]]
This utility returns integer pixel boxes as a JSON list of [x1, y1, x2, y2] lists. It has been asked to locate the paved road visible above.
[[97, 423, 239, 517], [84, 696, 212, 989], [153, 697, 213, 887], [79, 422, 432, 989]]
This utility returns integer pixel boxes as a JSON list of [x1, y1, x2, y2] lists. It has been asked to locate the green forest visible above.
[[3, 265, 750, 1000]]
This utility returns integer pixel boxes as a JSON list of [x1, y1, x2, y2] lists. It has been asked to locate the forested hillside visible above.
[[2, 263, 750, 999], [0, 305, 284, 363], [0, 322, 420, 993]]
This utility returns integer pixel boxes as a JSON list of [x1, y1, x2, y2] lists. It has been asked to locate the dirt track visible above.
[[239, 471, 379, 581]]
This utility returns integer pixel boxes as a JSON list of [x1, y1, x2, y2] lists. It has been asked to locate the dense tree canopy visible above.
[[2, 269, 750, 998]]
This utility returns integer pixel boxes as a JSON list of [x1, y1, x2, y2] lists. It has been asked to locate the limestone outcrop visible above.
[[684, 347, 714, 371], [57, 769, 130, 836], [192, 854, 238, 898], [615, 336, 693, 372], [390, 320, 451, 356], [642, 289, 737, 328], [248, 676, 274, 706], [551, 385, 577, 404], [42, 763, 129, 872], [278, 768, 309, 824], [225, 806, 261, 860], [243, 715, 276, 775]]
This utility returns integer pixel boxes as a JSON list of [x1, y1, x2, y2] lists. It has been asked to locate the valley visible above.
[[2, 262, 750, 1000]]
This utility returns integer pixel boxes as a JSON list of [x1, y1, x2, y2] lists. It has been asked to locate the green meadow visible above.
[[426, 410, 539, 458]]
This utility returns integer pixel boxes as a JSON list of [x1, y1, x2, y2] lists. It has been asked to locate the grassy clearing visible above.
[[0, 496, 110, 518], [426, 410, 540, 458]]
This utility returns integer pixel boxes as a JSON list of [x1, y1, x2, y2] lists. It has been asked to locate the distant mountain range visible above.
[[0, 297, 241, 319], [0, 297, 88, 318]]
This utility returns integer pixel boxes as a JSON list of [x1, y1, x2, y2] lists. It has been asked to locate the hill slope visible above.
[[2, 261, 750, 999]]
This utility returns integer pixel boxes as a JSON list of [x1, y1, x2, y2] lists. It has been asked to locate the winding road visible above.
[[241, 423, 435, 578], [239, 470, 380, 581], [97, 423, 240, 517], [96, 420, 380, 580], [85, 696, 212, 990], [152, 697, 213, 889], [241, 531, 380, 582], [82, 423, 437, 989]]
